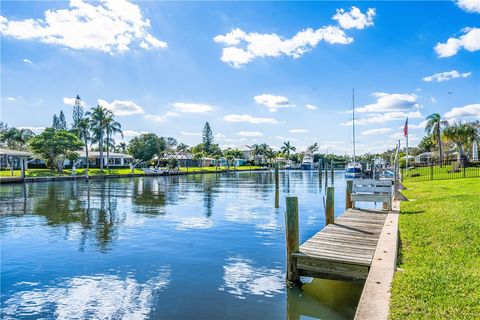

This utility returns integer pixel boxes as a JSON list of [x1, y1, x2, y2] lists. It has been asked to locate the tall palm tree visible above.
[[425, 113, 448, 165], [442, 122, 479, 166], [307, 142, 319, 153], [251, 144, 263, 165], [265, 147, 276, 167], [117, 142, 127, 153], [77, 117, 91, 178], [281, 141, 296, 159], [86, 105, 109, 171], [104, 114, 122, 169]]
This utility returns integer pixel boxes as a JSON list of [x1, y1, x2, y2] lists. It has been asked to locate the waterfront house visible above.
[[0, 148, 31, 170], [67, 151, 134, 167], [414, 152, 434, 164]]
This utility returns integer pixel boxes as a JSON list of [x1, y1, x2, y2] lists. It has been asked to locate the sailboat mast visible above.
[[352, 88, 356, 163]]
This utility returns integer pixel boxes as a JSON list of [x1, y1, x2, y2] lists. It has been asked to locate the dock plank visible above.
[[294, 208, 388, 280]]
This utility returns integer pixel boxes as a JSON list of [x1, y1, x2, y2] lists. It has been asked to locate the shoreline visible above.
[[0, 168, 269, 184]]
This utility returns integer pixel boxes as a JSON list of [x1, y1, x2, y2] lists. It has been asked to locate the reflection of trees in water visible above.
[[131, 179, 167, 215], [31, 181, 124, 253]]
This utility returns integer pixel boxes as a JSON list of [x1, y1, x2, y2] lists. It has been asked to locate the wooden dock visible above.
[[293, 208, 388, 281]]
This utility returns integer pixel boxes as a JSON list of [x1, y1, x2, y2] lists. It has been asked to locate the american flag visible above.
[[403, 118, 408, 137]]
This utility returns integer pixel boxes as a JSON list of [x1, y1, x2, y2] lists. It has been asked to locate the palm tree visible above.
[[265, 147, 276, 167], [0, 127, 34, 150], [104, 114, 122, 170], [307, 142, 319, 153], [251, 144, 263, 165], [442, 122, 479, 166], [281, 141, 296, 159], [86, 105, 109, 172], [425, 113, 448, 165], [77, 117, 91, 178], [117, 142, 127, 153]]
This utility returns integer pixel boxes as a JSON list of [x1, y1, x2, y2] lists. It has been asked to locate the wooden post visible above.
[[275, 188, 280, 208], [325, 186, 334, 225], [274, 162, 280, 208], [330, 161, 334, 183], [318, 159, 323, 185], [324, 161, 328, 186], [275, 162, 279, 189], [20, 158, 26, 179], [345, 180, 353, 209], [285, 196, 300, 285]]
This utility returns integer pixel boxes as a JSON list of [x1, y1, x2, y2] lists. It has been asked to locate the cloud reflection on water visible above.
[[2, 268, 171, 320], [219, 257, 284, 300]]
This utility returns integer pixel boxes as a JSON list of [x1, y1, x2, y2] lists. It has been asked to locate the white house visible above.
[[65, 151, 134, 167], [414, 152, 434, 164], [0, 148, 31, 170]]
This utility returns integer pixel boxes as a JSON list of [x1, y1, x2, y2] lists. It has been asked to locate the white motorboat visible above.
[[300, 151, 314, 170]]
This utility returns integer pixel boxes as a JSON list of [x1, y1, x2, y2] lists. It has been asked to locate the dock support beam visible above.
[[274, 163, 279, 208], [318, 159, 323, 185], [345, 180, 353, 209], [330, 161, 334, 184], [324, 161, 328, 186], [325, 186, 335, 225], [285, 196, 300, 286]]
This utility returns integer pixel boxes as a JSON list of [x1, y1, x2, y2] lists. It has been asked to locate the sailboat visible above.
[[345, 89, 363, 178]]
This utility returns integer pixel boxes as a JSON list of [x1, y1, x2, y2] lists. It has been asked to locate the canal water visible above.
[[1, 171, 364, 319]]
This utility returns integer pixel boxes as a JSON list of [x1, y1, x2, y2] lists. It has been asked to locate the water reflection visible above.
[[219, 257, 284, 299], [2, 267, 170, 320]]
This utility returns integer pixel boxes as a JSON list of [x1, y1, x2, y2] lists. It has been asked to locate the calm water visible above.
[[1, 171, 364, 319]]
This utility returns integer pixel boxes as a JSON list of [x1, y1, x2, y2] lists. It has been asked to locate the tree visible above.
[[165, 137, 178, 152], [29, 128, 83, 172], [418, 135, 435, 153], [265, 147, 276, 167], [307, 143, 319, 153], [281, 141, 296, 159], [442, 122, 479, 166], [425, 113, 448, 165], [77, 117, 91, 178], [87, 105, 110, 171], [59, 111, 67, 130], [117, 142, 127, 153], [52, 114, 60, 129], [72, 95, 84, 130], [104, 115, 122, 169], [202, 122, 214, 154], [127, 133, 166, 162], [0, 127, 35, 150]]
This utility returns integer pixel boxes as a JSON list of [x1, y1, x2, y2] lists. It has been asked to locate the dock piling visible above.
[[346, 180, 353, 209], [318, 159, 323, 185], [285, 196, 300, 286], [324, 161, 328, 186], [274, 163, 280, 208], [330, 161, 334, 184], [325, 186, 334, 225]]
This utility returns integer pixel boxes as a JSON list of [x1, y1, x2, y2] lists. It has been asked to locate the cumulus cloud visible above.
[[98, 99, 144, 116], [455, 0, 480, 13], [6, 97, 16, 101], [223, 114, 279, 124], [18, 126, 45, 134], [237, 131, 264, 137], [254, 94, 291, 112], [340, 111, 423, 126], [144, 111, 179, 122], [361, 128, 392, 136], [356, 92, 421, 113], [444, 103, 480, 119], [332, 7, 376, 30], [22, 58, 32, 64], [409, 120, 428, 130], [173, 103, 213, 113], [435, 27, 480, 57], [180, 131, 200, 136], [122, 130, 147, 137], [289, 129, 309, 133], [422, 70, 472, 82], [305, 104, 318, 110], [0, 0, 167, 53], [63, 97, 86, 106]]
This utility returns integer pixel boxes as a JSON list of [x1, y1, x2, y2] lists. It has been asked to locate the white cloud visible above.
[[237, 131, 264, 137], [435, 27, 480, 57], [456, 0, 480, 13], [422, 70, 472, 82], [98, 99, 144, 116], [361, 128, 392, 136], [444, 103, 480, 119], [356, 92, 421, 113], [289, 129, 309, 133], [6, 97, 16, 101], [122, 130, 146, 137], [332, 7, 376, 30], [340, 111, 423, 126], [214, 24, 353, 68], [63, 97, 86, 106], [274, 136, 297, 141], [0, 0, 167, 53], [305, 104, 318, 110], [180, 131, 200, 136], [18, 126, 45, 134], [254, 94, 291, 112], [172, 102, 213, 113], [223, 114, 279, 124], [144, 111, 179, 122], [22, 58, 32, 64], [409, 120, 428, 130]]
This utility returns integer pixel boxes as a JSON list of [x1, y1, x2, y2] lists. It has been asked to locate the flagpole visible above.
[[406, 118, 409, 175]]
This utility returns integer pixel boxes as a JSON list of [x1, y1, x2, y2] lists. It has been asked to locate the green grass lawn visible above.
[[390, 178, 480, 319], [1, 166, 264, 177], [402, 165, 479, 181]]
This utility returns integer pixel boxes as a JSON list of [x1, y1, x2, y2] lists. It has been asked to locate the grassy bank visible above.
[[1, 166, 264, 178], [389, 178, 480, 319]]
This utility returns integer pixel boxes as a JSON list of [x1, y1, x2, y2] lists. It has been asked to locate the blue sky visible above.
[[1, 0, 479, 154]]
